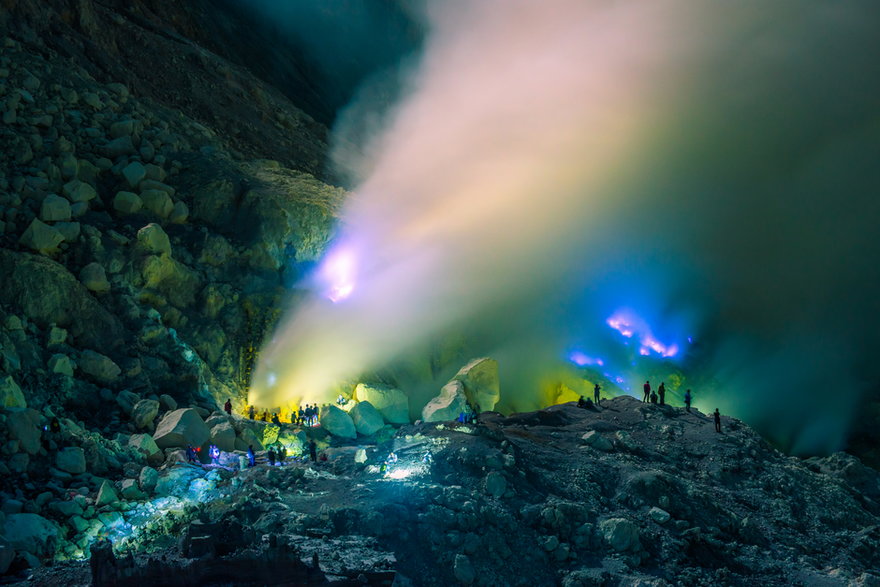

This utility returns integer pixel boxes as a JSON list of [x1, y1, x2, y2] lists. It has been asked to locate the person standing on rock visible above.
[[247, 445, 256, 467], [308, 439, 318, 463], [658, 382, 666, 405], [650, 390, 658, 404], [248, 405, 256, 420], [594, 383, 601, 404], [684, 389, 692, 412], [268, 447, 276, 466], [643, 380, 651, 402], [224, 399, 233, 416], [714, 408, 722, 433]]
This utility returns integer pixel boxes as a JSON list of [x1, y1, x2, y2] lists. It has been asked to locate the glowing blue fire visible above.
[[567, 351, 604, 367], [318, 246, 356, 303], [606, 309, 679, 358]]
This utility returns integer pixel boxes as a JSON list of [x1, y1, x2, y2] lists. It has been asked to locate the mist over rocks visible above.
[[0, 0, 879, 584]]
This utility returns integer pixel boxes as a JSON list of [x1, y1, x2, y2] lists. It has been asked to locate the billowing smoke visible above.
[[251, 0, 880, 455]]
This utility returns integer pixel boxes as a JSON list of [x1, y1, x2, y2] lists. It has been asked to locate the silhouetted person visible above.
[[650, 391, 658, 404], [278, 445, 287, 464], [268, 447, 276, 466], [224, 399, 232, 415], [308, 439, 318, 463], [186, 445, 199, 464], [578, 396, 587, 408], [49, 417, 61, 434], [714, 409, 721, 433], [260, 410, 269, 422], [247, 445, 256, 467], [684, 389, 692, 412], [271, 412, 281, 426], [643, 381, 651, 402], [658, 382, 666, 405], [248, 405, 255, 420], [594, 383, 601, 404]]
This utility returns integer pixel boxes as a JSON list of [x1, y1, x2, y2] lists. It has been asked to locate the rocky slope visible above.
[[9, 397, 880, 586]]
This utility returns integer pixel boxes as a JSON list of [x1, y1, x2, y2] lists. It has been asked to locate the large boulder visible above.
[[131, 399, 160, 429], [453, 358, 500, 412], [599, 518, 641, 553], [78, 350, 121, 382], [139, 466, 159, 493], [422, 380, 469, 423], [209, 421, 236, 452], [237, 427, 264, 451], [128, 433, 162, 462], [320, 405, 357, 439], [354, 383, 409, 424], [0, 375, 26, 408], [2, 514, 58, 558], [349, 401, 384, 436], [95, 480, 118, 506], [18, 218, 64, 254], [0, 250, 124, 349], [55, 447, 86, 474], [7, 409, 41, 454], [153, 408, 211, 449]]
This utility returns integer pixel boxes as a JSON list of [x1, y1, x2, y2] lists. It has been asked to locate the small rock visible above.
[[169, 200, 189, 224], [159, 394, 177, 411], [120, 479, 145, 500], [95, 480, 118, 507], [40, 194, 71, 222], [485, 471, 507, 498], [139, 466, 159, 492], [453, 554, 475, 585], [581, 430, 613, 451], [131, 399, 160, 429], [0, 375, 26, 408], [78, 350, 121, 382], [54, 221, 81, 242], [113, 191, 142, 214], [140, 189, 174, 218], [136, 223, 171, 256], [122, 161, 146, 188], [62, 180, 97, 203], [55, 447, 86, 475], [649, 507, 671, 524], [599, 517, 641, 553], [19, 218, 64, 254], [48, 354, 74, 377], [79, 262, 110, 294]]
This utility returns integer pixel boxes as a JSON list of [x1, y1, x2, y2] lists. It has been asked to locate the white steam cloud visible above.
[[252, 0, 880, 455]]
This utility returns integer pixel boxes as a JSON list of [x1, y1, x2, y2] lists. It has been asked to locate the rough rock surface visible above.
[[153, 408, 211, 449], [320, 405, 357, 439], [349, 401, 385, 436], [453, 357, 500, 412], [355, 383, 410, 424], [422, 379, 469, 422]]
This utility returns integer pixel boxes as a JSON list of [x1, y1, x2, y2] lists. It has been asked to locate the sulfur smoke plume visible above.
[[251, 0, 880, 455]]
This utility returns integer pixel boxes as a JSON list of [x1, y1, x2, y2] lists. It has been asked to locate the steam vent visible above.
[[2, 1, 880, 586]]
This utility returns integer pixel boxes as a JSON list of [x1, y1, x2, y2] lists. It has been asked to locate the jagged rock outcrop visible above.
[[354, 383, 410, 425], [453, 357, 500, 412], [152, 408, 210, 449], [422, 380, 469, 422]]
